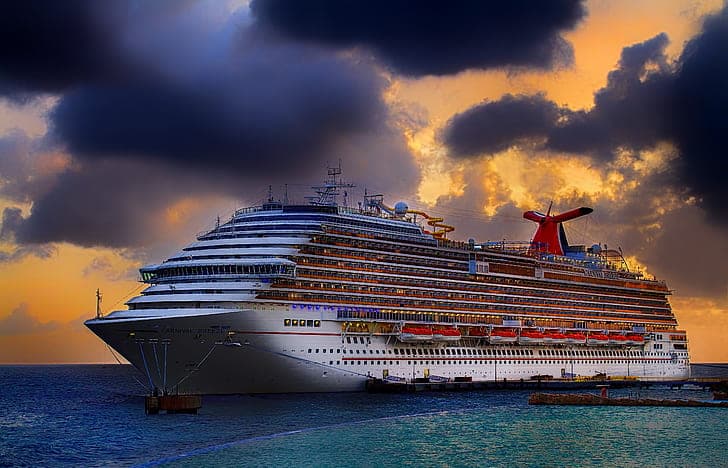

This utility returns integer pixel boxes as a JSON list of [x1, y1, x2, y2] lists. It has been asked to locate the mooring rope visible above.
[[170, 344, 218, 391], [151, 342, 162, 381], [105, 343, 149, 392], [138, 341, 155, 391]]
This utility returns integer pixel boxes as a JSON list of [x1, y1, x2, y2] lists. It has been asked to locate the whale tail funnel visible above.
[[523, 205, 593, 256]]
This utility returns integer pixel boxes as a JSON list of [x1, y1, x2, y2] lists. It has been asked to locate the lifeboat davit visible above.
[[563, 332, 587, 344], [433, 328, 462, 342], [587, 333, 610, 346], [399, 326, 433, 342], [468, 328, 488, 338], [489, 329, 517, 344], [518, 330, 545, 345]]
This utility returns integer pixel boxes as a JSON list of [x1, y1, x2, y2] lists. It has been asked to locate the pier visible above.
[[365, 377, 727, 394], [528, 392, 728, 407], [366, 377, 642, 393]]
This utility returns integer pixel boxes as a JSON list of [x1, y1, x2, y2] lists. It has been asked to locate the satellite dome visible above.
[[394, 201, 409, 216], [591, 244, 602, 254]]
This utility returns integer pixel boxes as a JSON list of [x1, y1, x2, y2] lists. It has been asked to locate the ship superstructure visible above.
[[86, 168, 690, 394]]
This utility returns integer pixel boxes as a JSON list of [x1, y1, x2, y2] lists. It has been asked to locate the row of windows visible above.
[[284, 297, 676, 331], [141, 264, 295, 282], [309, 341, 659, 358], [300, 245, 465, 272], [310, 232, 654, 294], [282, 278, 670, 317], [296, 256, 668, 303], [312, 359, 689, 367], [316, 232, 463, 261], [263, 291, 675, 325], [283, 318, 321, 327], [336, 359, 683, 366], [229, 213, 423, 237], [202, 224, 322, 239], [297, 266, 668, 310]]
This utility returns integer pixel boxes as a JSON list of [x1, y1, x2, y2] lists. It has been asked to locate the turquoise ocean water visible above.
[[1, 365, 726, 467]]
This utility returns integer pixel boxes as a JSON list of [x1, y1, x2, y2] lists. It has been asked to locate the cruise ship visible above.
[[86, 167, 690, 394]]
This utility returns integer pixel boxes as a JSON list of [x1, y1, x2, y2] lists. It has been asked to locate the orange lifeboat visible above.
[[563, 332, 587, 344], [624, 334, 645, 346], [489, 329, 517, 344], [608, 334, 629, 345], [587, 333, 610, 346], [518, 330, 545, 345], [399, 326, 433, 342], [543, 332, 568, 345], [433, 328, 462, 342]]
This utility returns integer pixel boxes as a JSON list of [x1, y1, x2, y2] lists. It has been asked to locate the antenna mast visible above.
[[95, 288, 103, 318], [306, 161, 355, 206]]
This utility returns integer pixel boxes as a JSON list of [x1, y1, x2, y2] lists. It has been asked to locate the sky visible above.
[[1, 0, 727, 363]]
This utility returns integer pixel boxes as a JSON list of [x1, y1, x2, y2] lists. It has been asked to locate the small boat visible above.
[[384, 375, 407, 383], [624, 334, 645, 345], [563, 332, 587, 344], [608, 334, 629, 345], [543, 332, 568, 344], [399, 326, 433, 342], [468, 328, 488, 338], [433, 328, 462, 342], [518, 330, 545, 345], [587, 333, 610, 346], [428, 375, 450, 383], [489, 329, 517, 344]]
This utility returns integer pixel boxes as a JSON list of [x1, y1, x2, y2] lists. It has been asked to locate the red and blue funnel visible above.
[[523, 204, 593, 256]]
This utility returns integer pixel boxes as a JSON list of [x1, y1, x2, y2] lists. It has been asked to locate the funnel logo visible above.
[[523, 204, 593, 256]]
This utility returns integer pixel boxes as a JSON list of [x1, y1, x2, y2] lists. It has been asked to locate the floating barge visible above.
[[145, 394, 202, 415], [528, 392, 728, 407]]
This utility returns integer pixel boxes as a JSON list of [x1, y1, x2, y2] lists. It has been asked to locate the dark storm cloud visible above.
[[1, 1, 395, 178], [442, 6, 728, 220], [0, 2, 422, 249], [0, 1, 124, 98], [443, 33, 673, 158], [554, 173, 728, 299], [0, 207, 56, 262], [443, 94, 566, 158], [0, 1, 199, 98], [50, 47, 386, 173], [546, 32, 674, 156], [8, 158, 227, 248], [669, 7, 728, 221], [251, 0, 586, 76], [0, 206, 23, 241], [0, 129, 66, 203]]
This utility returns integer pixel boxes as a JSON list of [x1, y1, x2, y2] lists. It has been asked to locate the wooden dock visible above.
[[365, 377, 728, 394], [365, 377, 644, 393], [528, 392, 728, 407]]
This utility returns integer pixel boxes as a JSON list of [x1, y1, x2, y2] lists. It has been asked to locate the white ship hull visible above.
[[86, 306, 691, 394]]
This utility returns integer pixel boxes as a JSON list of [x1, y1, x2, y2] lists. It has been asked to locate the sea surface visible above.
[[1, 364, 727, 467]]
